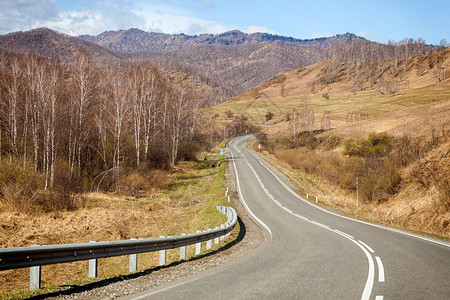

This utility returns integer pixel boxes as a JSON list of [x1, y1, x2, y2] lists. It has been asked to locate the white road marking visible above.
[[245, 147, 450, 248], [237, 141, 375, 300], [358, 241, 375, 253], [375, 296, 384, 300], [334, 230, 354, 240], [375, 256, 385, 282], [231, 138, 273, 237]]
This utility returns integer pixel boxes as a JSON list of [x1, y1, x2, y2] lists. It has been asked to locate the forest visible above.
[[0, 50, 215, 212]]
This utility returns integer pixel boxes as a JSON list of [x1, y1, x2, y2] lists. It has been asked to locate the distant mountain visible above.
[[0, 28, 369, 102], [80, 28, 364, 52], [79, 29, 366, 99], [0, 28, 123, 60]]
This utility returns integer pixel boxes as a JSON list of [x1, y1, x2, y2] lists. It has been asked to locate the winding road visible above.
[[125, 135, 450, 299]]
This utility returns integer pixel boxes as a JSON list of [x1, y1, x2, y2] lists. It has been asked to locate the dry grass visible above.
[[255, 137, 450, 240], [206, 49, 450, 132], [0, 158, 230, 298], [208, 48, 450, 241]]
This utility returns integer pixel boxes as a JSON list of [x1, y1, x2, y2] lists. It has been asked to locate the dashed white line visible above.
[[231, 138, 273, 237], [334, 230, 355, 240], [359, 240, 375, 253], [245, 146, 450, 249], [375, 256, 385, 282], [236, 141, 375, 300]]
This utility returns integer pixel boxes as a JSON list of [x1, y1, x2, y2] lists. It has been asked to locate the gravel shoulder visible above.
[[29, 152, 267, 300]]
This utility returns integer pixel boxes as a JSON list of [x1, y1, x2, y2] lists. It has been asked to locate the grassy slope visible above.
[[207, 49, 450, 128], [206, 49, 450, 240], [0, 157, 230, 298]]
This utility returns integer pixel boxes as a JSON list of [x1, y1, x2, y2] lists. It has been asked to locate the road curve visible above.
[[125, 135, 450, 300]]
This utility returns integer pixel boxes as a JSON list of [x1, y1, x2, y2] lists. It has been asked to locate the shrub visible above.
[[0, 159, 43, 213], [120, 169, 169, 194], [345, 132, 391, 157], [177, 133, 208, 162], [225, 109, 233, 118], [265, 111, 274, 121]]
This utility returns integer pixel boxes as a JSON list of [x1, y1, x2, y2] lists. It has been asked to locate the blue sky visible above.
[[0, 0, 448, 45]]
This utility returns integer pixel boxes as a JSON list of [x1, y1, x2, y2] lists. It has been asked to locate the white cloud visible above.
[[0, 0, 229, 36], [245, 25, 278, 35], [0, 0, 58, 33], [131, 4, 229, 35]]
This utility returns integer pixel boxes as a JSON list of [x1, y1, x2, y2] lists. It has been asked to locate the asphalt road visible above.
[[125, 135, 450, 300]]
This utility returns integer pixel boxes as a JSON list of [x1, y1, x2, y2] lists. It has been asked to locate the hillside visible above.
[[212, 48, 450, 129], [210, 48, 450, 239], [0, 28, 124, 60], [80, 29, 367, 100]]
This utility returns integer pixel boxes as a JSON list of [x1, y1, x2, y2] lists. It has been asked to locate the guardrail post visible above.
[[180, 233, 187, 260], [29, 245, 41, 290], [30, 265, 41, 290], [159, 236, 166, 266], [214, 227, 220, 244], [195, 230, 202, 255], [89, 241, 98, 278], [206, 229, 212, 250], [220, 224, 225, 241], [129, 238, 138, 273]]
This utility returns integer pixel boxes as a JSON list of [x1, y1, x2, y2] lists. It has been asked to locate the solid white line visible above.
[[353, 240, 375, 300], [231, 138, 273, 237], [358, 241, 375, 253], [375, 256, 385, 282], [236, 137, 375, 300], [245, 147, 450, 249]]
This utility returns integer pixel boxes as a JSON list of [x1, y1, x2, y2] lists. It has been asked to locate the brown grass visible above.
[[0, 158, 230, 298], [206, 49, 450, 133], [255, 132, 450, 240]]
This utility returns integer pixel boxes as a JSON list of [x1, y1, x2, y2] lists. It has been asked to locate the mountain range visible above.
[[0, 28, 367, 102]]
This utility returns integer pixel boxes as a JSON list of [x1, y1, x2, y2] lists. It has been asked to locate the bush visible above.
[[0, 159, 43, 213], [177, 133, 208, 162], [265, 111, 274, 121], [345, 132, 391, 157], [120, 169, 169, 194]]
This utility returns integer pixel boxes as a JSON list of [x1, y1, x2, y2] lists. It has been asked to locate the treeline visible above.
[[0, 50, 210, 197], [318, 38, 447, 93]]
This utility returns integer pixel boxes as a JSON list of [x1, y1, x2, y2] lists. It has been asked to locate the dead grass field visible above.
[[206, 49, 450, 128], [0, 157, 231, 299], [256, 143, 450, 240]]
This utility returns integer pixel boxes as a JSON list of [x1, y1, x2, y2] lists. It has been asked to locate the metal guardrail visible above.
[[0, 206, 237, 290]]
